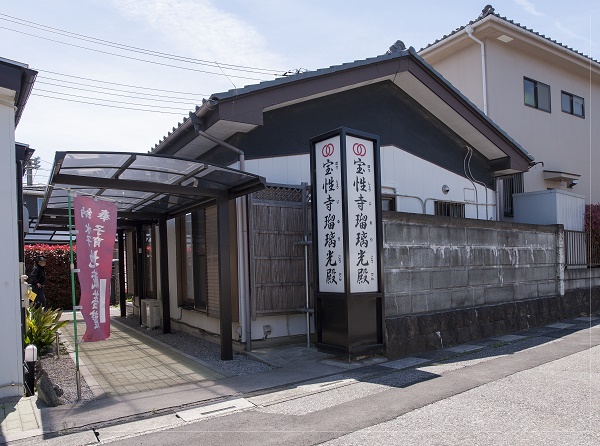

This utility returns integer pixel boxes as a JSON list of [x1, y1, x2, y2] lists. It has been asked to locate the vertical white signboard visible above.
[[314, 135, 345, 292], [345, 135, 378, 293]]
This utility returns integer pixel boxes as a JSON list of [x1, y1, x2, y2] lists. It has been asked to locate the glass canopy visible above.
[[36, 151, 265, 231]]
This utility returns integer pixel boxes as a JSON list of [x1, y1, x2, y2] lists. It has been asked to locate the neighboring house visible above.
[[418, 5, 599, 227], [140, 46, 534, 346], [23, 184, 73, 244], [0, 56, 36, 399]]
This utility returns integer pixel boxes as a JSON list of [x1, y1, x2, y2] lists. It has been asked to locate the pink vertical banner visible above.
[[74, 195, 117, 342]]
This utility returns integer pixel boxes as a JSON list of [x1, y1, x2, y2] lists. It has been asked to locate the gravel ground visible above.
[[114, 314, 274, 376], [39, 346, 95, 404]]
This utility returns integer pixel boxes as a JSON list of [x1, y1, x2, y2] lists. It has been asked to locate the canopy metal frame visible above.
[[37, 151, 266, 360]]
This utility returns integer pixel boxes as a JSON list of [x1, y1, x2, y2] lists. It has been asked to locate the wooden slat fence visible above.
[[249, 184, 313, 317]]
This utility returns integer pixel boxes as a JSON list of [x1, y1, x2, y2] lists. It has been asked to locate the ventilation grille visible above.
[[253, 185, 305, 203]]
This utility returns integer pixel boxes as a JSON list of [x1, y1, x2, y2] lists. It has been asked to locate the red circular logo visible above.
[[322, 143, 335, 157], [353, 143, 366, 157]]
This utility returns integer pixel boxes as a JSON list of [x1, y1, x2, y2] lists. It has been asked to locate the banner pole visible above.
[[67, 189, 81, 401]]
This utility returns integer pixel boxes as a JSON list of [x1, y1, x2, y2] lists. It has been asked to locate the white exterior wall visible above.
[[485, 39, 598, 203], [427, 44, 485, 112], [246, 148, 496, 220], [425, 34, 600, 205], [0, 86, 24, 398], [380, 145, 495, 220]]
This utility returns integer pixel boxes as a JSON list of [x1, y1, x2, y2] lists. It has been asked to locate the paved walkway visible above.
[[60, 320, 226, 398], [1, 314, 598, 445], [0, 398, 41, 443]]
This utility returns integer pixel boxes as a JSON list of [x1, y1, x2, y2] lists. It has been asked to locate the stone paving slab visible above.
[[60, 319, 226, 397], [492, 334, 527, 342], [445, 344, 484, 353], [381, 357, 430, 370], [0, 396, 41, 444], [546, 322, 575, 329]]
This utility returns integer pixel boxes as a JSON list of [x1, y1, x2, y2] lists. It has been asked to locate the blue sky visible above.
[[2, 0, 598, 183]]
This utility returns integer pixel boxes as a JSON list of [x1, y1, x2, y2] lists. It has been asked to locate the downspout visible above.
[[189, 112, 252, 352], [465, 25, 488, 115]]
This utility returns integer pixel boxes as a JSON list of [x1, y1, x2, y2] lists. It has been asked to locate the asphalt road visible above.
[[98, 325, 599, 446]]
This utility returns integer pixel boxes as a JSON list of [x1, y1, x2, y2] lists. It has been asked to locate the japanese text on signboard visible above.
[[345, 136, 378, 293], [314, 136, 345, 292], [74, 195, 117, 342]]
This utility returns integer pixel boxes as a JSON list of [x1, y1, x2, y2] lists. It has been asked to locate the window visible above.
[[143, 225, 156, 298], [524, 78, 551, 112], [561, 91, 585, 118], [381, 196, 396, 211], [434, 201, 465, 218], [177, 208, 208, 310], [501, 172, 524, 218]]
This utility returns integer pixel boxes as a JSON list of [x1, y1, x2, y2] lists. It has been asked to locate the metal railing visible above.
[[564, 230, 600, 268]]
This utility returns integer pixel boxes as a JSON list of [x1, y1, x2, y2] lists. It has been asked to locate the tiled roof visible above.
[[151, 43, 532, 163], [209, 50, 408, 101], [151, 50, 410, 151], [420, 5, 599, 65]]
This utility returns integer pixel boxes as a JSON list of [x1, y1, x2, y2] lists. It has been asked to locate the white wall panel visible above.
[[0, 93, 23, 398], [246, 148, 495, 217]]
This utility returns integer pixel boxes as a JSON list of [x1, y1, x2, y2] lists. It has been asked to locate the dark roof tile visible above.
[[420, 6, 599, 65]]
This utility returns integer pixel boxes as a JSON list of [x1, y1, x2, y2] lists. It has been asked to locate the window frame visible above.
[[523, 77, 551, 113], [434, 201, 465, 218], [143, 225, 157, 299], [176, 208, 209, 311], [501, 172, 524, 218], [561, 91, 585, 118], [381, 195, 396, 212]]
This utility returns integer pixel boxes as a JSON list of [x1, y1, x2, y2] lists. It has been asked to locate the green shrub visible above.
[[585, 204, 600, 265], [24, 306, 69, 355], [25, 244, 80, 310]]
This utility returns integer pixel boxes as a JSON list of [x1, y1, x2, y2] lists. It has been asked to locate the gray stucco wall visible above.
[[383, 211, 560, 318]]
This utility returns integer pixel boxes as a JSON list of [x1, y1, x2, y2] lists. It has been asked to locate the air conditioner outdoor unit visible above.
[[141, 299, 161, 329]]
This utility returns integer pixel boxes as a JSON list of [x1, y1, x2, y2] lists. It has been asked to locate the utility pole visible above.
[[25, 156, 40, 186]]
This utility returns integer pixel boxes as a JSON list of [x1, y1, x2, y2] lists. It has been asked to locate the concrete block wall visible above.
[[383, 212, 560, 318], [564, 267, 600, 292], [379, 212, 600, 359]]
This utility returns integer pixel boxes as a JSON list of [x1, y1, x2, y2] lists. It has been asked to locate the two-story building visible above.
[[418, 5, 599, 228]]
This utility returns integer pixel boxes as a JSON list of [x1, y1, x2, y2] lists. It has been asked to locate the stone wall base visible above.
[[385, 287, 600, 359]]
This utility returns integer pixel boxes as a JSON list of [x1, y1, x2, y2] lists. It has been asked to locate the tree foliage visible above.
[[25, 244, 80, 310], [585, 204, 600, 264]]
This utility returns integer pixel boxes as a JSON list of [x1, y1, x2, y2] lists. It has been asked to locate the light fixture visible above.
[[24, 344, 37, 362], [24, 344, 37, 397]]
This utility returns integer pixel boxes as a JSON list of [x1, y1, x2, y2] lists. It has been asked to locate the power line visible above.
[[0, 13, 285, 75], [36, 80, 199, 104], [31, 93, 190, 115], [34, 88, 195, 109], [0, 13, 283, 76], [0, 24, 268, 81], [38, 70, 210, 96]]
